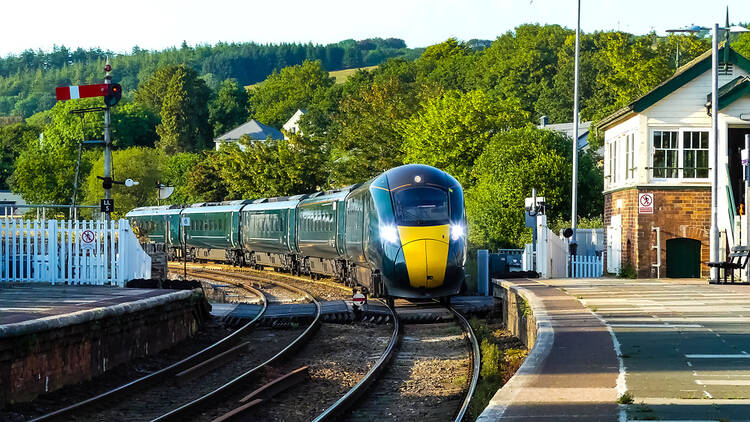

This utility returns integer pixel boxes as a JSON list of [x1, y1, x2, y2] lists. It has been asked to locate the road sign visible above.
[[352, 292, 367, 308], [638, 193, 654, 214], [100, 198, 114, 213], [181, 217, 191, 227], [80, 229, 96, 250]]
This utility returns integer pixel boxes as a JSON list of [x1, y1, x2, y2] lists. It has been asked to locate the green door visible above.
[[666, 238, 701, 278]]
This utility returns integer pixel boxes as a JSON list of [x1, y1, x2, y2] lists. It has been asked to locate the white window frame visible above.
[[649, 128, 710, 182], [607, 137, 618, 186], [624, 131, 636, 181]]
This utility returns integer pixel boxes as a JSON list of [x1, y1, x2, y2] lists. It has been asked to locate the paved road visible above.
[[547, 278, 750, 422]]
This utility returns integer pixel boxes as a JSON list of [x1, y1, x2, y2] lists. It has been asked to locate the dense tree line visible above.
[[0, 38, 422, 117], [4, 25, 750, 248]]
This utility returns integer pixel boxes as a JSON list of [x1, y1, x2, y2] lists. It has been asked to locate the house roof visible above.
[[597, 45, 750, 131], [705, 75, 750, 110], [214, 119, 284, 142], [538, 121, 591, 148]]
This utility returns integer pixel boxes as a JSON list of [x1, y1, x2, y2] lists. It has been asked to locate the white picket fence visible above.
[[1, 219, 150, 286], [569, 254, 603, 278]]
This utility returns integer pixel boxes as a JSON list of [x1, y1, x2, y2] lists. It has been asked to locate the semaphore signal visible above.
[[56, 83, 122, 106]]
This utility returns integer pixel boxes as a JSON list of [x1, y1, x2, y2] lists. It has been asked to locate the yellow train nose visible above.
[[397, 225, 449, 288]]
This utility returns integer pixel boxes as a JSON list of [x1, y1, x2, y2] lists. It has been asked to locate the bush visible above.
[[618, 262, 637, 279], [480, 339, 502, 380]]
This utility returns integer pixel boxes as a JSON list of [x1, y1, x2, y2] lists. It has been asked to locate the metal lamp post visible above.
[[570, 0, 581, 256]]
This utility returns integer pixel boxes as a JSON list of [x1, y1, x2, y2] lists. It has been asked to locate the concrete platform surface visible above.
[[0, 284, 193, 337], [479, 279, 620, 421], [546, 278, 750, 422]]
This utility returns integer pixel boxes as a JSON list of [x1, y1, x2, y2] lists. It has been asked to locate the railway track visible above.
[[330, 303, 480, 422], [182, 262, 481, 421], [30, 272, 319, 422]]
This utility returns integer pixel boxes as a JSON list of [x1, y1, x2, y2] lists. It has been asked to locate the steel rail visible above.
[[311, 300, 401, 422], [30, 282, 268, 422], [150, 276, 322, 422], [448, 304, 481, 422]]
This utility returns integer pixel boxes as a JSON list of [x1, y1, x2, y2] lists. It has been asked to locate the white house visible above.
[[598, 45, 750, 279], [282, 109, 306, 139]]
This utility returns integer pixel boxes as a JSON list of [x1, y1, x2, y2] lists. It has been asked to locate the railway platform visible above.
[[0, 283, 208, 407], [478, 279, 619, 421], [212, 295, 496, 324]]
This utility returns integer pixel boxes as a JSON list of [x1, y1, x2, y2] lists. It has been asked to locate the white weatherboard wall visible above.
[[1, 219, 150, 286]]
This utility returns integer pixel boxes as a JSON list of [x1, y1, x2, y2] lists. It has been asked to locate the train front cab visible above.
[[372, 165, 467, 299]]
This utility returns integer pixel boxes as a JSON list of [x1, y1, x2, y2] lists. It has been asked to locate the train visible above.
[[126, 164, 467, 301]]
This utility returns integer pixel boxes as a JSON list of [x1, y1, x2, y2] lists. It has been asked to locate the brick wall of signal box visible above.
[[603, 187, 711, 278]]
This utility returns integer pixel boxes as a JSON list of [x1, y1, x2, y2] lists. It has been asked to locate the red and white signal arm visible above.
[[56, 84, 109, 101], [352, 292, 367, 307]]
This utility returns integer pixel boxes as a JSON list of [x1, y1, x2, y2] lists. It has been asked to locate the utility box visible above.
[[477, 249, 489, 296]]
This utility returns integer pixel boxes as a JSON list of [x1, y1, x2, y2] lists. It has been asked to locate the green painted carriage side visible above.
[[241, 208, 292, 254], [183, 211, 237, 250], [296, 191, 349, 259]]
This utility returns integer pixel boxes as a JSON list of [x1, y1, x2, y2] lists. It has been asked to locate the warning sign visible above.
[[638, 193, 654, 214], [81, 229, 96, 250]]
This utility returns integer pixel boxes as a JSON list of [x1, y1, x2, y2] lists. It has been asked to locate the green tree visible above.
[[135, 65, 212, 152], [111, 102, 159, 148], [247, 60, 334, 127], [0, 123, 39, 189], [82, 147, 163, 218], [473, 24, 573, 119], [415, 38, 474, 92], [10, 98, 102, 205], [155, 68, 211, 153], [159, 152, 201, 204], [466, 127, 602, 248], [208, 79, 249, 137], [218, 138, 288, 199], [402, 90, 529, 186], [185, 150, 230, 202], [328, 76, 418, 185]]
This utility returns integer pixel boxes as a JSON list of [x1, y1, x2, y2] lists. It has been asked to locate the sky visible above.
[[1, 0, 750, 56]]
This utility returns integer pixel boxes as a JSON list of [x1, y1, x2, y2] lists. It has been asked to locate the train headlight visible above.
[[450, 224, 465, 241], [380, 224, 399, 244]]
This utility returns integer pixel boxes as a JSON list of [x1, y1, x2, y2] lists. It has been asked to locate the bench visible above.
[[707, 246, 750, 284]]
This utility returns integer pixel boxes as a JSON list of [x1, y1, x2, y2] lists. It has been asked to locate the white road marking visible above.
[[610, 324, 703, 328], [685, 354, 750, 359], [696, 379, 750, 386]]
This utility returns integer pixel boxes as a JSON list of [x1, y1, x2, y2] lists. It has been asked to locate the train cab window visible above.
[[393, 186, 450, 225]]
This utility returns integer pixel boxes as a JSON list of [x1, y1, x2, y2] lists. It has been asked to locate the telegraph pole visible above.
[[103, 61, 113, 222]]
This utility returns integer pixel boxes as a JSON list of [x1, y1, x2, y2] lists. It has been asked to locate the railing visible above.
[[569, 255, 603, 278], [1, 218, 150, 286]]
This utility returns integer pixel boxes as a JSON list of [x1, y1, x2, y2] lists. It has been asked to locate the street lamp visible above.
[[706, 23, 749, 280], [665, 26, 700, 69], [570, 0, 581, 256]]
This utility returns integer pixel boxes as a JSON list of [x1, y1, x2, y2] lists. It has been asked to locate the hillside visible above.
[[0, 39, 422, 118]]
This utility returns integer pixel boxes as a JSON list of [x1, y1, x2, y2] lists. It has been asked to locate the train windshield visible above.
[[392, 186, 450, 226]]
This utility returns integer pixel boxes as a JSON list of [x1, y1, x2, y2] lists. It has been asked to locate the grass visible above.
[[329, 66, 378, 83], [245, 65, 379, 91], [617, 391, 634, 404], [466, 318, 528, 420]]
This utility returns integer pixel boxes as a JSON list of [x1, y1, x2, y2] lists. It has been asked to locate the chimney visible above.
[[540, 115, 549, 127]]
